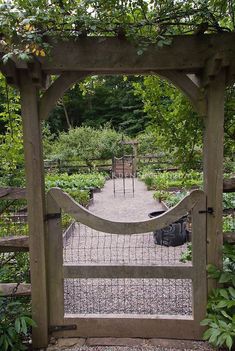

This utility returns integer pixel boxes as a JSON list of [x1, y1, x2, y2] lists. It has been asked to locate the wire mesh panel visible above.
[[0, 199, 28, 238], [64, 278, 192, 316], [63, 222, 191, 266], [63, 217, 193, 317]]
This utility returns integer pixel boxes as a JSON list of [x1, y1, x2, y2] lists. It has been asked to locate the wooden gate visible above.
[[46, 188, 207, 340]]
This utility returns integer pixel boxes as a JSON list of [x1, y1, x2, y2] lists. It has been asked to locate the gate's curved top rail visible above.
[[48, 187, 205, 235]]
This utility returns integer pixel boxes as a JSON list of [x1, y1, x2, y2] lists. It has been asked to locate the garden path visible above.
[[89, 177, 164, 221]]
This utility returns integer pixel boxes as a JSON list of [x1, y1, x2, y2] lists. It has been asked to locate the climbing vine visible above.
[[0, 0, 234, 62]]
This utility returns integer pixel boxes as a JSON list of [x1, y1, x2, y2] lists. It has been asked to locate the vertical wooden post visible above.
[[19, 71, 48, 348], [203, 71, 225, 292], [46, 192, 64, 327], [192, 191, 207, 338]]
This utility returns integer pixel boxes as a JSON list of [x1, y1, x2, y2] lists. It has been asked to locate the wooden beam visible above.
[[52, 315, 204, 340], [0, 236, 29, 252], [0, 187, 26, 200], [203, 70, 225, 292], [0, 283, 31, 297], [223, 232, 235, 244], [223, 178, 235, 193], [0, 58, 19, 86], [39, 71, 88, 120], [19, 71, 48, 348], [3, 33, 234, 74], [159, 71, 206, 115], [202, 53, 224, 87], [63, 264, 193, 279], [37, 34, 234, 73], [27, 59, 48, 88]]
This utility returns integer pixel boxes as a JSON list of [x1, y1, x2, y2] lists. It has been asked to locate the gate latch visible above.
[[199, 207, 214, 214], [49, 324, 77, 332]]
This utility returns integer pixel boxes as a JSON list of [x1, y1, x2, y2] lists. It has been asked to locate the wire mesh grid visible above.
[[64, 278, 192, 315], [63, 218, 193, 316], [0, 199, 28, 238], [0, 198, 30, 292], [63, 222, 190, 266]]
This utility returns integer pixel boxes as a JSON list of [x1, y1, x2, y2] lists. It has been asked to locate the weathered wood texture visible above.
[[223, 178, 235, 193], [7, 33, 234, 74], [203, 71, 225, 292], [20, 71, 48, 348], [191, 192, 207, 326], [63, 264, 193, 279], [0, 236, 29, 252], [158, 71, 206, 115], [48, 189, 206, 340], [0, 187, 26, 199], [52, 315, 204, 340], [0, 283, 31, 297], [49, 187, 204, 234], [223, 232, 235, 244], [39, 71, 88, 120], [46, 193, 64, 328]]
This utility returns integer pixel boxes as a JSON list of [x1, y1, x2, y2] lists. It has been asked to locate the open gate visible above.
[[46, 188, 207, 340]]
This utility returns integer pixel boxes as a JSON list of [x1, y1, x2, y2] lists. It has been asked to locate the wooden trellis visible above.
[[1, 32, 235, 348]]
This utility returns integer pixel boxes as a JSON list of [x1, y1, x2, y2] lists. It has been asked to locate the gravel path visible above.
[[55, 178, 212, 350], [89, 178, 163, 221]]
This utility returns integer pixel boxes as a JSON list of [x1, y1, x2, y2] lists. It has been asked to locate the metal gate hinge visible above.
[[49, 324, 77, 332], [199, 207, 214, 214], [45, 213, 61, 221]]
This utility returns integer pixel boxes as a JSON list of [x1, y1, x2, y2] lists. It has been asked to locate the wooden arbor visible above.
[[1, 32, 235, 348]]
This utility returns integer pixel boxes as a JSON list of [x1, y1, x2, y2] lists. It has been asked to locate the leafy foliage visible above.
[[223, 193, 235, 210], [45, 172, 106, 206], [140, 170, 202, 191], [1, 0, 234, 63], [48, 76, 148, 136], [0, 297, 35, 351], [179, 243, 192, 263], [133, 76, 203, 169], [201, 244, 235, 350], [0, 74, 24, 186], [45, 126, 130, 165]]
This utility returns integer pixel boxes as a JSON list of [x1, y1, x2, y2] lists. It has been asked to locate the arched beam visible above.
[[39, 71, 90, 120], [159, 70, 207, 115]]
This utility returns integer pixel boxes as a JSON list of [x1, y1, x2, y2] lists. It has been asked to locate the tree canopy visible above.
[[48, 76, 148, 136]]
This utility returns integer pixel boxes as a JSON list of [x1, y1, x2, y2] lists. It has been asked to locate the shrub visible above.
[[201, 244, 235, 350], [45, 126, 126, 164], [0, 297, 35, 351]]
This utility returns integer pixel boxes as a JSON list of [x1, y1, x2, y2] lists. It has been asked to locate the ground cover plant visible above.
[[201, 243, 235, 350], [0, 239, 32, 351], [0, 295, 35, 351], [140, 169, 203, 191], [45, 172, 106, 206]]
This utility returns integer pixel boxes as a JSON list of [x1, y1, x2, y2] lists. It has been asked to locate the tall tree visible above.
[[48, 76, 148, 136]]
